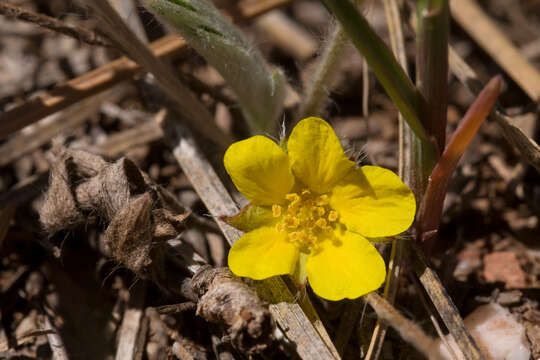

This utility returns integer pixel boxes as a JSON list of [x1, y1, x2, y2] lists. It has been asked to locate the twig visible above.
[[364, 292, 443, 360], [238, 0, 292, 18], [451, 0, 540, 101], [115, 283, 147, 360], [84, 0, 232, 147], [409, 271, 460, 360], [155, 302, 197, 314], [0, 0, 291, 142], [87, 120, 164, 159], [145, 308, 169, 360], [0, 329, 57, 352], [0, 84, 131, 166], [0, 2, 112, 47], [158, 112, 341, 360], [0, 34, 186, 141], [109, 0, 148, 42], [255, 10, 317, 62], [409, 244, 484, 360], [448, 47, 540, 172], [42, 315, 70, 360]]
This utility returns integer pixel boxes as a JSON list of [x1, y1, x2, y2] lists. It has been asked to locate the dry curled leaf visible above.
[[40, 148, 188, 284]]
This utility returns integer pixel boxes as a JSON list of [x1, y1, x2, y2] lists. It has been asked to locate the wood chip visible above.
[[451, 0, 540, 101]]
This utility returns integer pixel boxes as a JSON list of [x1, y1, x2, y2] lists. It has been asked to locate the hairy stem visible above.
[[298, 21, 348, 118]]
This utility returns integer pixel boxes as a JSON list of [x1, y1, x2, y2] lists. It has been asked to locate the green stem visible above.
[[416, 0, 449, 152], [320, 0, 430, 145], [298, 21, 349, 119]]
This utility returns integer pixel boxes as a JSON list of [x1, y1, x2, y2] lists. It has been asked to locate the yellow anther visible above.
[[316, 194, 329, 206], [315, 218, 327, 228], [285, 193, 300, 202], [285, 216, 300, 228], [328, 210, 338, 222], [277, 188, 338, 252]]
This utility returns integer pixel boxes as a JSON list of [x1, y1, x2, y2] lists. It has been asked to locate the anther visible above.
[[316, 194, 329, 206], [315, 218, 327, 228], [285, 216, 300, 228], [328, 210, 338, 222], [272, 204, 282, 217], [285, 193, 299, 202]]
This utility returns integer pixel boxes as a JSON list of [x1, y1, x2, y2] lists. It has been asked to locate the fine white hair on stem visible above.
[[298, 18, 349, 119]]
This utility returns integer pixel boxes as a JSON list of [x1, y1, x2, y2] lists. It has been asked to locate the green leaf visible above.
[[146, 0, 286, 134]]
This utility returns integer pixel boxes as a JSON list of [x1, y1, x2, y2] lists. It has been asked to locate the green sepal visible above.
[[221, 204, 276, 233]]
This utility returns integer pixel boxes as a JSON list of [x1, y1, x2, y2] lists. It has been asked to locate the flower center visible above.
[[272, 189, 339, 253]]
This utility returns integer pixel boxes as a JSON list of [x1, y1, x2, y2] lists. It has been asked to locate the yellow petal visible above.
[[224, 136, 294, 205], [330, 166, 416, 238], [223, 205, 276, 232], [228, 226, 299, 280], [306, 228, 386, 300], [287, 117, 355, 194]]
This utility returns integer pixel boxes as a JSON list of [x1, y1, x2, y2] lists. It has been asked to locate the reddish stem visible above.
[[418, 75, 502, 248]]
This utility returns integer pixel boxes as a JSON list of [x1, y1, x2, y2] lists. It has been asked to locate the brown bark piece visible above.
[[483, 251, 527, 289]]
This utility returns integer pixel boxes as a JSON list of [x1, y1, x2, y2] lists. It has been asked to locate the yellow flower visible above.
[[223, 117, 415, 301]]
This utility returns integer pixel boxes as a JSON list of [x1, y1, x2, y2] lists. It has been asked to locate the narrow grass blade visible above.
[[320, 0, 429, 143]]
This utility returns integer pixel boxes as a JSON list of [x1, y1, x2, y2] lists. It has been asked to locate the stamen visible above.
[[315, 218, 327, 228], [285, 216, 300, 229], [276, 189, 340, 252], [316, 194, 329, 206], [285, 193, 300, 202], [328, 210, 338, 222]]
